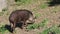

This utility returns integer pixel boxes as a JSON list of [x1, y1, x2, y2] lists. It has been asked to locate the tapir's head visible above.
[[26, 15, 36, 24]]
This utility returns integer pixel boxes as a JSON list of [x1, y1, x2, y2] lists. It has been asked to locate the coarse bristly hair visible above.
[[9, 9, 35, 33]]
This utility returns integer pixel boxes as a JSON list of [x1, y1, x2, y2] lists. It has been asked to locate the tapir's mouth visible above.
[[26, 19, 35, 23], [27, 23, 34, 25]]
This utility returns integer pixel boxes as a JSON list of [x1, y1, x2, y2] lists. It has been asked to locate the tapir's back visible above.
[[9, 9, 33, 23]]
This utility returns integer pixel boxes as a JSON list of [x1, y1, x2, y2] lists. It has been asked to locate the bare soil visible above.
[[0, 0, 60, 34]]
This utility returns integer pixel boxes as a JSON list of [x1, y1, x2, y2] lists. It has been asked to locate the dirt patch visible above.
[[0, 0, 60, 34]]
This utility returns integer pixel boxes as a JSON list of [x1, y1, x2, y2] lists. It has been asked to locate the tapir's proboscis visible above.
[[9, 9, 35, 33]]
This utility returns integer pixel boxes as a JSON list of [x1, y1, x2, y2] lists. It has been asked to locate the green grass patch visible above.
[[15, 0, 33, 5], [26, 18, 49, 30], [40, 25, 60, 34], [0, 25, 8, 34], [2, 8, 7, 11], [39, 4, 48, 9], [35, 13, 41, 19], [39, 18, 48, 27], [0, 8, 8, 16], [0, 12, 4, 16]]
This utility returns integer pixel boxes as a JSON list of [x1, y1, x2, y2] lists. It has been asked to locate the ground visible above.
[[0, 0, 60, 34]]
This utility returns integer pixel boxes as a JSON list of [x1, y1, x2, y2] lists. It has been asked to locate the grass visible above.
[[39, 4, 48, 9], [0, 12, 4, 16], [15, 0, 33, 5], [2, 8, 7, 11], [39, 25, 60, 34], [0, 0, 60, 34], [34, 13, 41, 19], [0, 25, 8, 34], [0, 8, 8, 16], [39, 18, 49, 27], [26, 18, 49, 30], [52, 7, 59, 13]]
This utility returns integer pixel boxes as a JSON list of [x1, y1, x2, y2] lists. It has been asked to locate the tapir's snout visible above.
[[27, 16, 36, 23], [31, 16, 36, 23]]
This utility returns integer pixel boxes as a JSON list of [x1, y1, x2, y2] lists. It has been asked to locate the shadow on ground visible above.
[[4, 22, 34, 33], [5, 23, 23, 33], [5, 25, 13, 33], [48, 0, 60, 6]]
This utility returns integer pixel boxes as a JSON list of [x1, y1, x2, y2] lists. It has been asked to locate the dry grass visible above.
[[0, 0, 60, 34]]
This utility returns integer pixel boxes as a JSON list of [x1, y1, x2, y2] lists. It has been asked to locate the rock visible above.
[[0, 0, 7, 12]]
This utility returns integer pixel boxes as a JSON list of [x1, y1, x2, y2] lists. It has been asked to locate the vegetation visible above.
[[15, 0, 33, 5], [2, 8, 7, 11], [26, 18, 49, 30], [39, 4, 48, 9], [0, 25, 8, 34], [40, 25, 60, 34], [0, 0, 60, 34], [0, 8, 7, 16], [35, 13, 41, 19]]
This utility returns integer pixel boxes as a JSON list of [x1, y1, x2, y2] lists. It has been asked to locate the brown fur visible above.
[[9, 9, 35, 32]]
